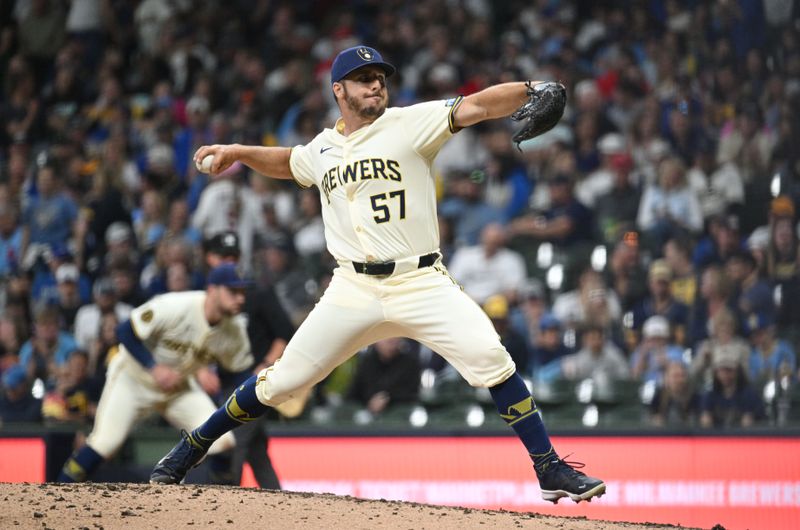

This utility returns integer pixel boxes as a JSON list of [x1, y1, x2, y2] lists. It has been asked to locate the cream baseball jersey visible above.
[[126, 291, 253, 378], [289, 97, 463, 263]]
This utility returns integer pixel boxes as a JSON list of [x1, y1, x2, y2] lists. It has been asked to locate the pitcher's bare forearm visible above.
[[454, 81, 542, 128], [194, 144, 294, 180], [232, 145, 294, 180]]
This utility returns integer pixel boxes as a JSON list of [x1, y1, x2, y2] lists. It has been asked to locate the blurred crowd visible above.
[[1, 0, 800, 431]]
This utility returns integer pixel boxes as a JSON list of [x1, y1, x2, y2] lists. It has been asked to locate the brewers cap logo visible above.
[[223, 233, 236, 247], [357, 47, 373, 61], [142, 309, 154, 323]]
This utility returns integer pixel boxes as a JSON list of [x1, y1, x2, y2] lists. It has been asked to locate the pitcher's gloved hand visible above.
[[510, 81, 567, 149]]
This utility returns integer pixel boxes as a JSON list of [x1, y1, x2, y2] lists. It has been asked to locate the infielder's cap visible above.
[[204, 231, 240, 257], [330, 46, 395, 84], [207, 263, 252, 289]]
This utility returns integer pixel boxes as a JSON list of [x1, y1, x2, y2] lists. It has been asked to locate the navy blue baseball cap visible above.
[[330, 46, 396, 84], [207, 264, 252, 289]]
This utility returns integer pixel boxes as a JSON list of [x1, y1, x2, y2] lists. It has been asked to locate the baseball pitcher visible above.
[[151, 45, 604, 503], [58, 264, 254, 482]]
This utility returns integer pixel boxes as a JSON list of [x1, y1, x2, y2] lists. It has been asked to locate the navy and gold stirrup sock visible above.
[[57, 445, 104, 483], [190, 375, 268, 450], [489, 372, 559, 473]]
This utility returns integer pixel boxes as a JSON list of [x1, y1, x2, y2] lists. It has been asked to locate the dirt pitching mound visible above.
[[0, 482, 694, 529]]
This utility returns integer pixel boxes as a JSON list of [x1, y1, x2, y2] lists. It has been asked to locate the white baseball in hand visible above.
[[195, 154, 214, 173]]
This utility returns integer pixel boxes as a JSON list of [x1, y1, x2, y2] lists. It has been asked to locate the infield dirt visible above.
[[0, 482, 698, 529]]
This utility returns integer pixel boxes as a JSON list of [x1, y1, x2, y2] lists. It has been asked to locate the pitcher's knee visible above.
[[462, 347, 517, 388], [208, 432, 236, 455], [253, 366, 308, 407]]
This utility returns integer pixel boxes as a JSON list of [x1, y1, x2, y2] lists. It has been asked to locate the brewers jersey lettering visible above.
[[290, 98, 462, 263], [253, 99, 515, 407], [87, 291, 253, 458]]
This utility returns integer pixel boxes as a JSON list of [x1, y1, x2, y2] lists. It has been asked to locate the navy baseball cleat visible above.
[[149, 430, 209, 484], [536, 456, 606, 504]]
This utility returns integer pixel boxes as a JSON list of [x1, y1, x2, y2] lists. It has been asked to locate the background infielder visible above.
[[58, 264, 254, 482], [151, 45, 605, 503]]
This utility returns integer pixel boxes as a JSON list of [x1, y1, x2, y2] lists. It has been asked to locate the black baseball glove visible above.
[[510, 81, 567, 149]]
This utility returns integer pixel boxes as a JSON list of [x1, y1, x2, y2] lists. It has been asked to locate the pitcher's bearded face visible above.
[[339, 67, 388, 119]]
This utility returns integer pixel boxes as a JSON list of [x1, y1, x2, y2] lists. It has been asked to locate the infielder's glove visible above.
[[510, 81, 567, 149]]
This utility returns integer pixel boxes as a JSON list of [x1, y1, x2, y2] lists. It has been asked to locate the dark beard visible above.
[[343, 87, 385, 120]]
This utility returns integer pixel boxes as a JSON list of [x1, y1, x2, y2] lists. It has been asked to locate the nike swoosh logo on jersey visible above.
[[320, 146, 333, 154]]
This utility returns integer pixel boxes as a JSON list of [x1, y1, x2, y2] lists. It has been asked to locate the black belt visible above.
[[352, 252, 440, 275]]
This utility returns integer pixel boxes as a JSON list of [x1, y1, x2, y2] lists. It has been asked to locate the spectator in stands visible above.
[[254, 232, 316, 326], [541, 322, 629, 384], [102, 222, 139, 273], [439, 169, 503, 247], [509, 173, 594, 252], [191, 164, 264, 273], [449, 223, 527, 305], [553, 267, 622, 334], [78, 165, 131, 275], [663, 235, 698, 307], [716, 102, 776, 193], [594, 151, 642, 247], [29, 244, 91, 307], [21, 162, 78, 249], [688, 264, 740, 347], [74, 277, 132, 354], [637, 155, 703, 250], [0, 200, 23, 277], [760, 204, 800, 340], [18, 304, 78, 383], [107, 258, 146, 307], [41, 349, 97, 423], [691, 307, 750, 388], [0, 315, 27, 371], [725, 249, 775, 319], [163, 197, 202, 246], [291, 188, 326, 259], [53, 263, 83, 330], [700, 344, 765, 429], [347, 338, 421, 416], [746, 312, 797, 386], [693, 213, 744, 269], [604, 232, 648, 313], [165, 262, 192, 292], [89, 311, 120, 375], [649, 360, 700, 427], [529, 313, 571, 374], [685, 136, 744, 222], [627, 259, 690, 349], [0, 364, 42, 424], [576, 132, 628, 210], [482, 294, 530, 374], [132, 188, 167, 257], [509, 278, 549, 355], [630, 315, 685, 384]]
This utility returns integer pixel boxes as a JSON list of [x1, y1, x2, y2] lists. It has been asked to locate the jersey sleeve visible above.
[[288, 144, 315, 189], [129, 295, 180, 342], [401, 96, 463, 161]]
